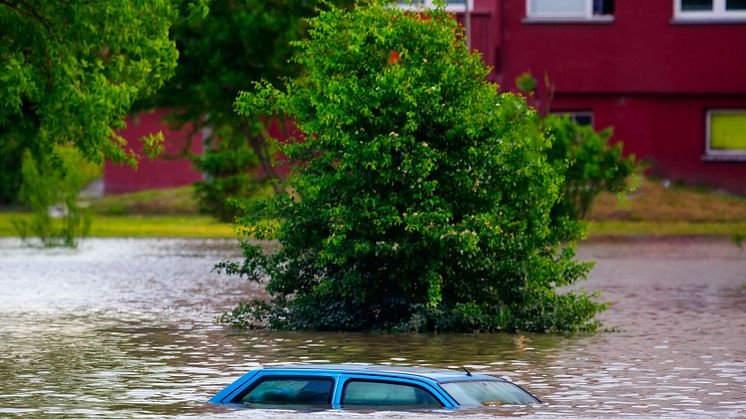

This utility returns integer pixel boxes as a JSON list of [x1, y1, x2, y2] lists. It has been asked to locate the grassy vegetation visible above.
[[2, 185, 230, 237], [589, 221, 746, 237], [590, 178, 746, 223], [88, 186, 198, 215], [0, 213, 234, 238], [88, 215, 234, 237], [0, 185, 234, 238], [2, 177, 746, 238], [588, 177, 746, 237]]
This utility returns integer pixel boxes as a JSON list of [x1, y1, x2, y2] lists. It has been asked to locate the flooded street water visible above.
[[1, 237, 745, 417]]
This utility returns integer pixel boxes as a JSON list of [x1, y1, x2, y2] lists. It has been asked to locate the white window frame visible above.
[[704, 109, 746, 160], [396, 0, 474, 13], [675, 0, 746, 20]]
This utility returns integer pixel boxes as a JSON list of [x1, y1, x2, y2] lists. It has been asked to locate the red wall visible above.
[[104, 109, 203, 194], [497, 0, 746, 95], [475, 0, 746, 193], [107, 2, 746, 194], [457, 2, 501, 81], [550, 94, 746, 193]]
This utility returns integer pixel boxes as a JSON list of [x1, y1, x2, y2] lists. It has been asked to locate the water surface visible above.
[[1, 237, 745, 417]]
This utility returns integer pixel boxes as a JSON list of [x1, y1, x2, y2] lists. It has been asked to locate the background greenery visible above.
[[4, 177, 743, 238], [139, 0, 354, 221], [0, 0, 203, 204]]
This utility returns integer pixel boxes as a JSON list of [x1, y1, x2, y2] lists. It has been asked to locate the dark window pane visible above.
[[681, 0, 714, 11], [342, 380, 442, 407], [571, 114, 593, 126], [727, 0, 746, 10], [241, 377, 333, 405], [593, 0, 615, 15], [553, 112, 593, 126]]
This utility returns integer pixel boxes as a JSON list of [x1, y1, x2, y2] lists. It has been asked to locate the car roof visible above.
[[261, 363, 500, 383]]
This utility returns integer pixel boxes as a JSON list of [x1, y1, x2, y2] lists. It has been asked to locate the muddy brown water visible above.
[[1, 237, 745, 417]]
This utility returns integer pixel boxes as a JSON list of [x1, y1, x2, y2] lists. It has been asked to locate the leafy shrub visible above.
[[544, 115, 637, 228], [221, 2, 607, 332], [12, 148, 95, 247], [513, 71, 637, 227]]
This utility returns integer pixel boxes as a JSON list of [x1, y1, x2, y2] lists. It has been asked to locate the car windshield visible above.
[[441, 380, 540, 406]]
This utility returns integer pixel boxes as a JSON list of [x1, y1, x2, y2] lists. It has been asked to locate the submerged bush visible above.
[[220, 1, 607, 332]]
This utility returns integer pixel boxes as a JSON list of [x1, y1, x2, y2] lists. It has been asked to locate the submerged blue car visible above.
[[210, 364, 541, 410]]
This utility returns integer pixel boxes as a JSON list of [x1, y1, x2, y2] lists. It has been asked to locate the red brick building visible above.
[[108, 1, 746, 194], [456, 0, 746, 193], [104, 109, 203, 194]]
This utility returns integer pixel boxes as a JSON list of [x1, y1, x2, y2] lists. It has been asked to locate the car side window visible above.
[[341, 380, 443, 408], [240, 377, 333, 405]]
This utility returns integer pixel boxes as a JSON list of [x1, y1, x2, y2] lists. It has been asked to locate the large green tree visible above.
[[220, 2, 606, 333], [0, 0, 200, 204], [143, 0, 353, 221]]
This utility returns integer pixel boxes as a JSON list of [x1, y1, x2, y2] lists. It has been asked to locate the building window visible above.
[[675, 0, 746, 20], [397, 0, 473, 13], [705, 110, 746, 160], [526, 0, 615, 19], [555, 111, 594, 127]]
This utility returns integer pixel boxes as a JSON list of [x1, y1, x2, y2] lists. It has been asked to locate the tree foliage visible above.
[[142, 0, 354, 221], [0, 0, 193, 204], [221, 2, 607, 333]]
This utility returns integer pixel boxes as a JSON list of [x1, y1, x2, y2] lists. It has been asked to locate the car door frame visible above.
[[333, 373, 458, 409], [210, 369, 342, 407]]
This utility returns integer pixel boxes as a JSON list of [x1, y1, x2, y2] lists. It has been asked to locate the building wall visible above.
[[107, 1, 746, 194], [550, 94, 746, 193], [458, 2, 501, 81], [498, 0, 746, 95], [104, 109, 203, 194], [485, 0, 746, 193]]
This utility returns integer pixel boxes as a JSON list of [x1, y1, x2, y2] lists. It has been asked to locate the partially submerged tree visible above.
[[143, 0, 353, 221], [0, 0, 191, 204], [220, 2, 607, 332]]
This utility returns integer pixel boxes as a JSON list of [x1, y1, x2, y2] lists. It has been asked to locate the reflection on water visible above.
[[1, 237, 745, 417]]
